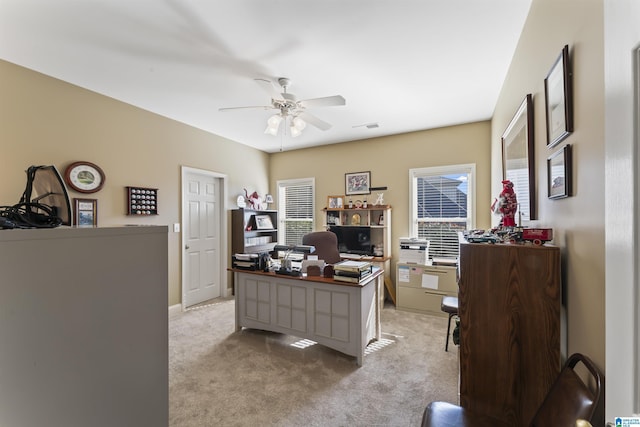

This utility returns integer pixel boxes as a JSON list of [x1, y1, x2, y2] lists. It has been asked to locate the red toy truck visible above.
[[520, 228, 553, 245]]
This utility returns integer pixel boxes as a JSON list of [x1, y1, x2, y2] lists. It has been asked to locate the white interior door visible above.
[[182, 168, 222, 307]]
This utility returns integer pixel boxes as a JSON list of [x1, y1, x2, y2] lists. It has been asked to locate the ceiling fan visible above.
[[219, 77, 346, 137]]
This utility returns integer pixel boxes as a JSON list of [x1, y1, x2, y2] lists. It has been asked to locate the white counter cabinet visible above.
[[0, 226, 168, 427]]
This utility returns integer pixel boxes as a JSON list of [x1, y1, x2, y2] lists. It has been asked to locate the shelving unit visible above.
[[231, 208, 278, 255], [324, 205, 390, 254], [324, 204, 394, 303]]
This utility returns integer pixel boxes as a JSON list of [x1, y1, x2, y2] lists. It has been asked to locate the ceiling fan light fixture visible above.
[[292, 116, 306, 131], [264, 114, 283, 136], [290, 126, 302, 137]]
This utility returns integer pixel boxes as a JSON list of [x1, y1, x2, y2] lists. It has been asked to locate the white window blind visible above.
[[277, 178, 315, 246], [410, 164, 475, 260]]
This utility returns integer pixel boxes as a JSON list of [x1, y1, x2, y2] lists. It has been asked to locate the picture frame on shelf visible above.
[[547, 144, 572, 199], [326, 211, 340, 225], [544, 44, 573, 148], [502, 93, 535, 221], [254, 214, 274, 230], [74, 198, 97, 226], [327, 195, 344, 209], [345, 171, 371, 196]]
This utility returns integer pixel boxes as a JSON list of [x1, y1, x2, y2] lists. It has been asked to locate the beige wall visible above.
[[0, 59, 271, 306], [270, 121, 493, 282], [491, 0, 605, 368]]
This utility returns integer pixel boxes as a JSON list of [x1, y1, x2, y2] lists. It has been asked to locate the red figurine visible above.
[[492, 180, 518, 227]]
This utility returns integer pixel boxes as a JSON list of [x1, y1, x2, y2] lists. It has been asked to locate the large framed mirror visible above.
[[502, 94, 535, 221]]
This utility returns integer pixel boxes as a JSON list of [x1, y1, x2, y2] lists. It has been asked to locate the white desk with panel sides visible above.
[[232, 267, 384, 366]]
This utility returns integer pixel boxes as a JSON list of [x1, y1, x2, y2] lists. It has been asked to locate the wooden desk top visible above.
[[230, 266, 383, 288]]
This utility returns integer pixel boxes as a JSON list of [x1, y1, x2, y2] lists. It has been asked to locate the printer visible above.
[[399, 237, 430, 265]]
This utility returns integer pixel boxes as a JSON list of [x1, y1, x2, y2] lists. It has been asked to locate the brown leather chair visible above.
[[421, 353, 604, 427], [302, 231, 342, 265]]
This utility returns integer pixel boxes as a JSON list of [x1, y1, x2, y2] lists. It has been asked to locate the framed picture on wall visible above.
[[547, 144, 572, 199], [544, 44, 573, 148], [74, 198, 98, 227], [345, 171, 371, 196]]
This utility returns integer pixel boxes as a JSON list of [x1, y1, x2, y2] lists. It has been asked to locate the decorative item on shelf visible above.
[[327, 195, 344, 209], [354, 199, 363, 208], [126, 186, 158, 216], [378, 212, 384, 226], [254, 214, 274, 230], [490, 180, 517, 227], [64, 161, 106, 194], [327, 211, 340, 225], [348, 198, 353, 208], [374, 193, 384, 206], [351, 213, 361, 225], [265, 194, 274, 205], [345, 171, 371, 196], [363, 198, 367, 208], [236, 195, 246, 208], [243, 189, 263, 210]]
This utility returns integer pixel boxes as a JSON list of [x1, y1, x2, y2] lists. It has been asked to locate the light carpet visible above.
[[169, 298, 459, 427]]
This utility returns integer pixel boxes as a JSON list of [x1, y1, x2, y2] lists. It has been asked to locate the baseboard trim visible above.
[[168, 304, 183, 319]]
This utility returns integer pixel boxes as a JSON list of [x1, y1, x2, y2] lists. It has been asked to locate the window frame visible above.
[[409, 164, 476, 259], [276, 177, 315, 246]]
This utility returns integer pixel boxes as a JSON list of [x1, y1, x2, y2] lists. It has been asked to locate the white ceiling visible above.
[[0, 0, 531, 153]]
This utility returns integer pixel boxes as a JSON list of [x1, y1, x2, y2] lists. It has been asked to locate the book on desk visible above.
[[333, 260, 373, 283]]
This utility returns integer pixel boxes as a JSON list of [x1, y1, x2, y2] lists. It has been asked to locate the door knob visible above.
[[185, 245, 190, 250]]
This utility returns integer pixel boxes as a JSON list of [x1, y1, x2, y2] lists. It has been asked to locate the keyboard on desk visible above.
[[340, 253, 362, 259], [340, 253, 374, 260]]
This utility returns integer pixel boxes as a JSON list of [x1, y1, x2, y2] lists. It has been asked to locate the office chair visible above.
[[420, 353, 604, 427], [440, 296, 458, 352], [301, 231, 342, 264]]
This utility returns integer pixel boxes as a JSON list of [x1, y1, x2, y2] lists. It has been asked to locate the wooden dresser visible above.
[[458, 240, 561, 426]]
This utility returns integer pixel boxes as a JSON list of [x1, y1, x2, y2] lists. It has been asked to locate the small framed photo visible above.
[[254, 214, 274, 230], [345, 171, 371, 196], [547, 144, 572, 199], [327, 195, 344, 209], [74, 198, 97, 226], [544, 45, 573, 148]]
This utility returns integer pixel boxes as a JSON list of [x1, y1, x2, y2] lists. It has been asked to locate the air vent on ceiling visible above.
[[353, 122, 379, 129]]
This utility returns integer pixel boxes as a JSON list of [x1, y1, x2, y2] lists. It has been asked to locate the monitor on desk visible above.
[[328, 226, 373, 256]]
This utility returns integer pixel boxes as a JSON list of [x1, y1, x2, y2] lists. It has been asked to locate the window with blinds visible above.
[[277, 178, 315, 246], [410, 164, 475, 260]]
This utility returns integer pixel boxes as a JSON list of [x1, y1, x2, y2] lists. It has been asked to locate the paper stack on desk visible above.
[[333, 260, 373, 283]]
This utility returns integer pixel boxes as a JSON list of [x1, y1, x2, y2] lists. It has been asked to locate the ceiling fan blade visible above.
[[219, 105, 274, 112], [299, 95, 346, 109], [298, 112, 332, 131], [254, 78, 282, 100]]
